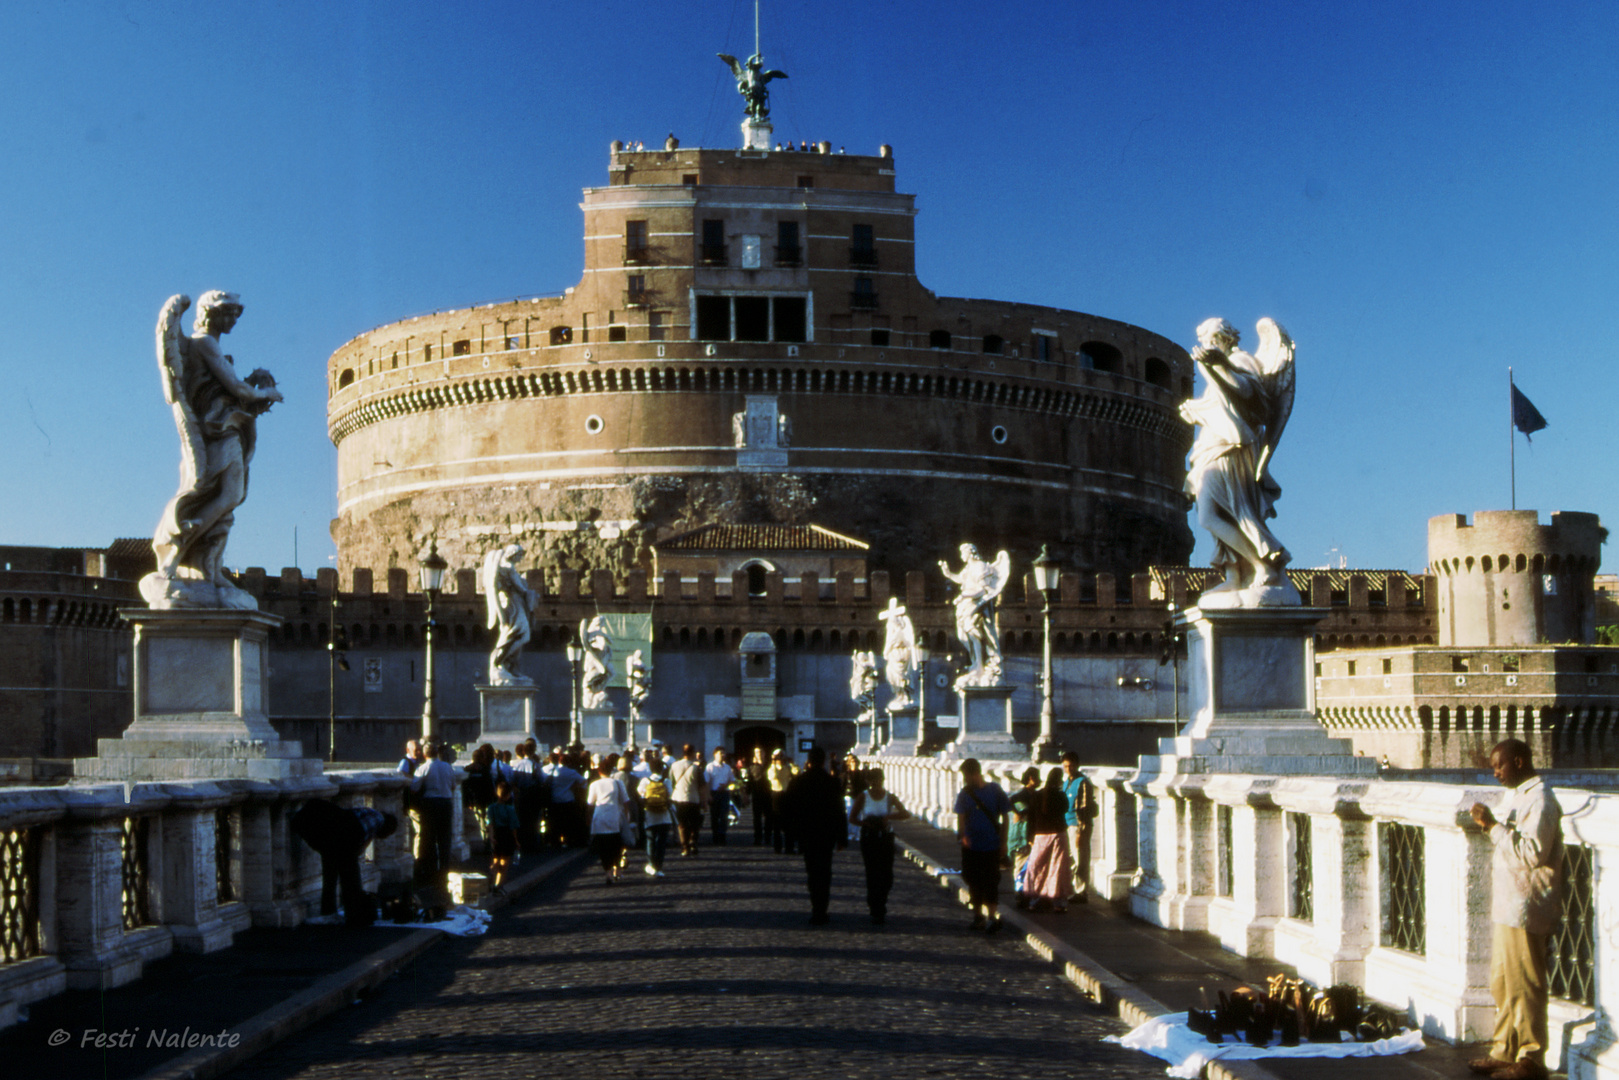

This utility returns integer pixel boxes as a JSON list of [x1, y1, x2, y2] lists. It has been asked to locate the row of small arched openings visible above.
[[1316, 633, 1433, 651], [1, 597, 123, 628], [1434, 552, 1597, 577]]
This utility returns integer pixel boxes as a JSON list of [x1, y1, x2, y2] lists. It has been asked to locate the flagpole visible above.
[[1509, 366, 1516, 511]]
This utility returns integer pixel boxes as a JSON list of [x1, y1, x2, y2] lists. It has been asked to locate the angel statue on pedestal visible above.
[[849, 650, 879, 720], [140, 291, 282, 610], [1179, 317, 1300, 608], [878, 597, 919, 712], [482, 544, 536, 685], [939, 544, 1011, 689]]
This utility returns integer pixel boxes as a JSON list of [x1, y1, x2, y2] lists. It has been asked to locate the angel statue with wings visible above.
[[140, 292, 282, 610], [1179, 317, 1300, 608], [718, 52, 787, 121], [483, 544, 537, 685], [939, 544, 1012, 689], [580, 615, 615, 710]]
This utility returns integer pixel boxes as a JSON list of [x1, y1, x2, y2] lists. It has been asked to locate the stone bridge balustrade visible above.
[[876, 752, 1619, 1079], [0, 769, 427, 1031]]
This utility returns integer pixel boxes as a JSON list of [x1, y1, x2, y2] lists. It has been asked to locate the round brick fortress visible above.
[[327, 144, 1195, 580]]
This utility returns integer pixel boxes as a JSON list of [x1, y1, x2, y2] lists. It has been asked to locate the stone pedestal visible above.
[[941, 685, 1024, 759], [580, 708, 623, 756], [77, 609, 321, 782], [475, 684, 537, 747], [882, 707, 919, 752], [1139, 606, 1377, 778], [742, 117, 773, 151]]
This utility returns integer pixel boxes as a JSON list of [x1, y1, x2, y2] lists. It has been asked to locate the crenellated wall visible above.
[[1429, 510, 1605, 647]]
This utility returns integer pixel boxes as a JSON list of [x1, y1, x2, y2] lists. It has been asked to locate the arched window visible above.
[[1143, 357, 1171, 390], [1080, 342, 1123, 374], [742, 560, 774, 598], [337, 369, 355, 389]]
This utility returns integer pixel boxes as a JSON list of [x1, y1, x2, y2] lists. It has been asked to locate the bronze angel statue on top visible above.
[[718, 52, 787, 121], [1179, 317, 1299, 608], [140, 292, 282, 610]]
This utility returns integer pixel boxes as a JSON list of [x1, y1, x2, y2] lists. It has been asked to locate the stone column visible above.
[[54, 785, 174, 989], [157, 781, 250, 953], [1087, 768, 1139, 903], [1204, 775, 1285, 958]]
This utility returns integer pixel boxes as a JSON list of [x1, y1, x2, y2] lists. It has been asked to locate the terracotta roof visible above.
[[656, 523, 869, 553], [105, 538, 153, 559]]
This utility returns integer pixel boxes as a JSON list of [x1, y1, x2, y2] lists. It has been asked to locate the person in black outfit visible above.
[[290, 799, 399, 926], [783, 746, 848, 924], [848, 766, 911, 925]]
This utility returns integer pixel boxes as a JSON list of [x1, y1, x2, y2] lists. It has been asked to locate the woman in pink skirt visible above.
[[1022, 768, 1073, 912]]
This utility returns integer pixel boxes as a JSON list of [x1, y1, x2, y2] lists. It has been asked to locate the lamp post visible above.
[[913, 642, 930, 753], [418, 538, 448, 742], [1031, 544, 1061, 762], [565, 641, 583, 749], [326, 596, 349, 762]]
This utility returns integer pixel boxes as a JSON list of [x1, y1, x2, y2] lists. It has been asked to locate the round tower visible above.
[[327, 143, 1195, 581], [1428, 510, 1606, 647]]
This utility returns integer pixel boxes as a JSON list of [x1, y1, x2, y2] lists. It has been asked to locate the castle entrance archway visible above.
[[732, 724, 787, 764]]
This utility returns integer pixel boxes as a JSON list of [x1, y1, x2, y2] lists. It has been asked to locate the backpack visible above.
[[642, 775, 670, 813]]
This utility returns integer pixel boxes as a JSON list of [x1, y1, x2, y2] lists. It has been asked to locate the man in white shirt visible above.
[[411, 740, 458, 912], [669, 743, 708, 857], [1469, 739, 1564, 1080], [705, 747, 736, 846]]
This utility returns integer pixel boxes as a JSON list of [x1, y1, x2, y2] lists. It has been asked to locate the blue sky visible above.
[[1, 0, 1613, 576]]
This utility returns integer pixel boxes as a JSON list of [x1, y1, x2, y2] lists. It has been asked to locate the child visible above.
[[487, 780, 520, 898]]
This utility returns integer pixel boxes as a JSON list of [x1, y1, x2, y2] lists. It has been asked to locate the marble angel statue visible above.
[[140, 291, 282, 610], [849, 649, 879, 719], [878, 597, 919, 711], [1179, 317, 1300, 608], [580, 615, 615, 709], [939, 544, 1011, 689], [482, 544, 537, 685]]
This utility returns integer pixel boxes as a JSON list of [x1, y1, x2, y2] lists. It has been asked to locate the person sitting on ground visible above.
[[290, 798, 399, 926], [486, 781, 519, 898]]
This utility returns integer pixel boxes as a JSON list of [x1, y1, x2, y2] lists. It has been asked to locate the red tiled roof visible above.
[[656, 523, 869, 552]]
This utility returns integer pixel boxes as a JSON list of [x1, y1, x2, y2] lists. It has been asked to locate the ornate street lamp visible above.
[[418, 538, 449, 741], [1031, 544, 1061, 762], [565, 640, 584, 749], [913, 642, 931, 753]]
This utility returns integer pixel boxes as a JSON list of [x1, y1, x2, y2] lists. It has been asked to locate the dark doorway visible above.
[[733, 724, 787, 765]]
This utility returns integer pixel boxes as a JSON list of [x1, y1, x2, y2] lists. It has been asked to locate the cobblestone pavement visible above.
[[227, 825, 1167, 1080]]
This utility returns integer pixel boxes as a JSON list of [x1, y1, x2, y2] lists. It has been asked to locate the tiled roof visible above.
[[105, 538, 153, 559], [656, 523, 869, 553], [1149, 565, 1426, 598]]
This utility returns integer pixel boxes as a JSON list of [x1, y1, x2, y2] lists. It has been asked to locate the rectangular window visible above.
[[702, 219, 726, 265], [626, 274, 647, 307], [776, 221, 801, 266], [1289, 812, 1313, 922], [1347, 660, 1357, 676], [1034, 335, 1053, 362], [422, 344, 432, 363], [850, 223, 877, 267], [1452, 656, 1470, 673], [625, 220, 648, 263], [682, 173, 697, 185], [851, 277, 876, 310], [549, 326, 572, 345], [1382, 658, 1393, 675], [1502, 655, 1520, 673], [452, 339, 471, 356], [870, 328, 890, 347], [735, 296, 770, 341], [773, 297, 807, 342], [505, 336, 520, 350], [796, 175, 813, 188], [608, 325, 627, 342], [391, 352, 398, 369], [695, 296, 730, 341], [648, 312, 665, 341], [1381, 822, 1426, 954], [581, 313, 590, 344]]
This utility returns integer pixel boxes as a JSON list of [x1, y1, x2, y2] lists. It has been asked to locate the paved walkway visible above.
[[896, 821, 1485, 1080], [224, 829, 1163, 1080]]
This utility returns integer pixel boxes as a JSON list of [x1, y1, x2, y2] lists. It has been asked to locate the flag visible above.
[[1512, 384, 1548, 441]]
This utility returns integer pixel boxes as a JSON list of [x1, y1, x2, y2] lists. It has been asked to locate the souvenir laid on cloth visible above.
[[1105, 1012, 1423, 1079], [307, 903, 493, 937]]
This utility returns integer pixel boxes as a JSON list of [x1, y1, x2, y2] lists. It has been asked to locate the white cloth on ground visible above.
[[1104, 1012, 1424, 1079]]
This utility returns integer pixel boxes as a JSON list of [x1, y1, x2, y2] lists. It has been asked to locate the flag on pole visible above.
[[1511, 385, 1548, 441]]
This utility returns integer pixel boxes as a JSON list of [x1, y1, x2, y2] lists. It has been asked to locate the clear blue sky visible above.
[[2, 0, 1612, 576]]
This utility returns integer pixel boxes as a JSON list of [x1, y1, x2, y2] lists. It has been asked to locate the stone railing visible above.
[[0, 768, 478, 1030], [880, 754, 1619, 1080]]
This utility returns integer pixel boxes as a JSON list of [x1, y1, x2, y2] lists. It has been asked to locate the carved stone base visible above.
[[476, 684, 537, 747], [940, 685, 1025, 760], [580, 709, 623, 755], [76, 609, 320, 782]]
